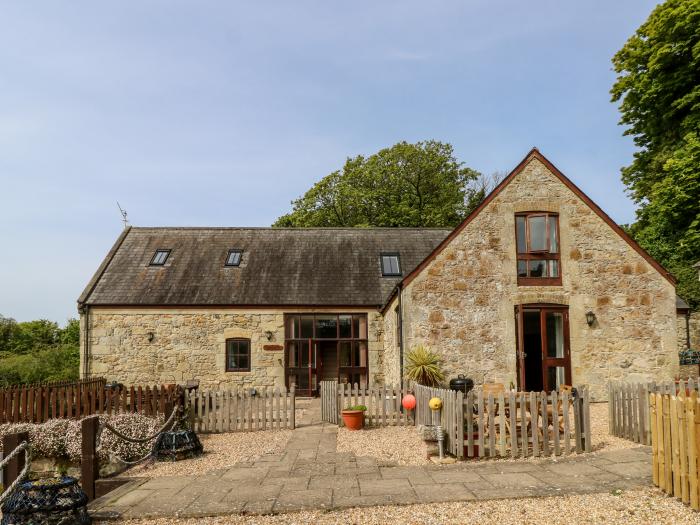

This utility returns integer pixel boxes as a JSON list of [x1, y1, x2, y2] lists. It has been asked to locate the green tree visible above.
[[274, 141, 482, 228], [611, 0, 700, 307], [0, 316, 80, 386], [0, 315, 20, 354], [5, 319, 61, 354], [59, 318, 80, 346]]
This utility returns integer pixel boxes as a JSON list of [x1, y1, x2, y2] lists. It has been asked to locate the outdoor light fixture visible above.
[[585, 311, 596, 327], [265, 330, 274, 341], [147, 332, 155, 342]]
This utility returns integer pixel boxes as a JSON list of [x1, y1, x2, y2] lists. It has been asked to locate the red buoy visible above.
[[402, 394, 416, 410]]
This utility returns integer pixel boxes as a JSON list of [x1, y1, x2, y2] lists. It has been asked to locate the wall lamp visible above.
[[147, 332, 155, 342], [585, 311, 596, 327], [264, 330, 274, 341]]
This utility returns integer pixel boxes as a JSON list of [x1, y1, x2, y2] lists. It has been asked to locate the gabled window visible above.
[[149, 249, 170, 266], [381, 253, 401, 276], [225, 249, 242, 267], [226, 338, 250, 372], [515, 212, 561, 285]]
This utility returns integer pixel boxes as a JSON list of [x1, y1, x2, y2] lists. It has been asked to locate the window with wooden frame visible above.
[[515, 212, 561, 285], [225, 338, 251, 372]]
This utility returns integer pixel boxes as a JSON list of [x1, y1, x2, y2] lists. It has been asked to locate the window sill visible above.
[[225, 369, 251, 373], [517, 277, 562, 286]]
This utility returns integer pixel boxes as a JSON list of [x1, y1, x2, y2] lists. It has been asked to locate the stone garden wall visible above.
[[400, 155, 678, 400], [81, 308, 384, 389]]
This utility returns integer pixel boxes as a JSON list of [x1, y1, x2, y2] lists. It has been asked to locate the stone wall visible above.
[[82, 308, 384, 389], [676, 310, 700, 351], [691, 311, 700, 349], [679, 311, 700, 379], [382, 296, 401, 385], [401, 156, 678, 400], [677, 313, 689, 352]]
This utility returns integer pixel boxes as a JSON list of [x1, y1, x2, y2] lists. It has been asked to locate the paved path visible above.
[[91, 402, 652, 520]]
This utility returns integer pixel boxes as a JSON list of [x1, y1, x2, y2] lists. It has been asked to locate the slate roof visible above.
[[78, 227, 451, 308], [677, 296, 690, 311]]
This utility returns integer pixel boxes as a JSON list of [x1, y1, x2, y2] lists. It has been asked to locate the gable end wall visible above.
[[400, 157, 677, 400]]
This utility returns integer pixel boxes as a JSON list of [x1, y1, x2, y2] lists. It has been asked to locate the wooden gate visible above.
[[320, 380, 338, 424], [650, 391, 700, 511]]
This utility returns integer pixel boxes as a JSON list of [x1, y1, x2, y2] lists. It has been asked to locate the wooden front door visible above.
[[516, 305, 571, 391]]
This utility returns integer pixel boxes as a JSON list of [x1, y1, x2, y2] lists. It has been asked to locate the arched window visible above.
[[226, 338, 251, 372]]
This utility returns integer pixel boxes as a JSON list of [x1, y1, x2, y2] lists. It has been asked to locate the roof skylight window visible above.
[[381, 253, 401, 276], [225, 249, 242, 267], [150, 249, 170, 266]]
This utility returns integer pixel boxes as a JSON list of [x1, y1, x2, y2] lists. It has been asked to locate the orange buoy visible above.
[[402, 394, 416, 410]]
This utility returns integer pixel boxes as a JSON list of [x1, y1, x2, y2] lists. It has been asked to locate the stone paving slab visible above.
[[90, 403, 654, 520]]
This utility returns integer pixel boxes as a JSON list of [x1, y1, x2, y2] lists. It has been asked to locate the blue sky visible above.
[[0, 1, 657, 323]]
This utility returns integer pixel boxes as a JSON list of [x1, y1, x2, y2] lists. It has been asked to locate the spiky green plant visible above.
[[404, 345, 445, 387]]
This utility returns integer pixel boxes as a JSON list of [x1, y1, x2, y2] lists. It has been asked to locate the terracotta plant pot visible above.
[[341, 410, 365, 430]]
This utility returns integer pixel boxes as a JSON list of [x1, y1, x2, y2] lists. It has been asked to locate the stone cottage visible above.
[[79, 149, 685, 400]]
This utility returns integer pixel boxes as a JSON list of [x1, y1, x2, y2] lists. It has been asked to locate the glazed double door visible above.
[[285, 339, 368, 396], [515, 305, 572, 392]]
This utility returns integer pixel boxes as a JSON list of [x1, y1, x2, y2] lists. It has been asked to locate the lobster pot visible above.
[[154, 430, 203, 461], [1, 477, 90, 525]]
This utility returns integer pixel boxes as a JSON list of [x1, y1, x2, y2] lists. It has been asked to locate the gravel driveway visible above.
[[122, 429, 293, 477]]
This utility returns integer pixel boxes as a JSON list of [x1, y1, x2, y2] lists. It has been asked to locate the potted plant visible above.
[[404, 345, 445, 387], [341, 405, 367, 430]]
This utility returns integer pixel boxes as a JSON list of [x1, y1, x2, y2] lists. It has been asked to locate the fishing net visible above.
[[1, 476, 90, 525]]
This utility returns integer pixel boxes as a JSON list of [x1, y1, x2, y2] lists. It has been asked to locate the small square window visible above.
[[226, 338, 251, 372], [149, 249, 170, 266], [225, 249, 242, 267], [381, 254, 401, 276]]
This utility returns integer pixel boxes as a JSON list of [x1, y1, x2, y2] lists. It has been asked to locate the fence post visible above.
[[81, 415, 99, 501], [2, 431, 28, 489], [290, 386, 296, 429], [164, 396, 174, 421]]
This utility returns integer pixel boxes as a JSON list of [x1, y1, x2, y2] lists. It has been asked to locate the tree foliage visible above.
[[274, 141, 483, 228], [611, 0, 700, 307], [0, 315, 80, 387]]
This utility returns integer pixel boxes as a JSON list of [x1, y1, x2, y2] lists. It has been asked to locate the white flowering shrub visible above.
[[0, 413, 163, 464], [0, 419, 70, 459]]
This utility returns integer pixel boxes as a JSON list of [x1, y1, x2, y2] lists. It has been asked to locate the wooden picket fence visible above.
[[186, 387, 295, 433], [413, 384, 464, 456], [320, 381, 413, 427], [609, 378, 700, 445], [0, 380, 179, 423], [650, 392, 700, 511], [0, 377, 106, 390], [414, 384, 592, 459]]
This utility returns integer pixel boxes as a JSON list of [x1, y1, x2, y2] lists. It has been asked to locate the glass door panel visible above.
[[545, 312, 564, 358], [546, 366, 567, 390], [541, 309, 571, 391], [285, 339, 315, 396]]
